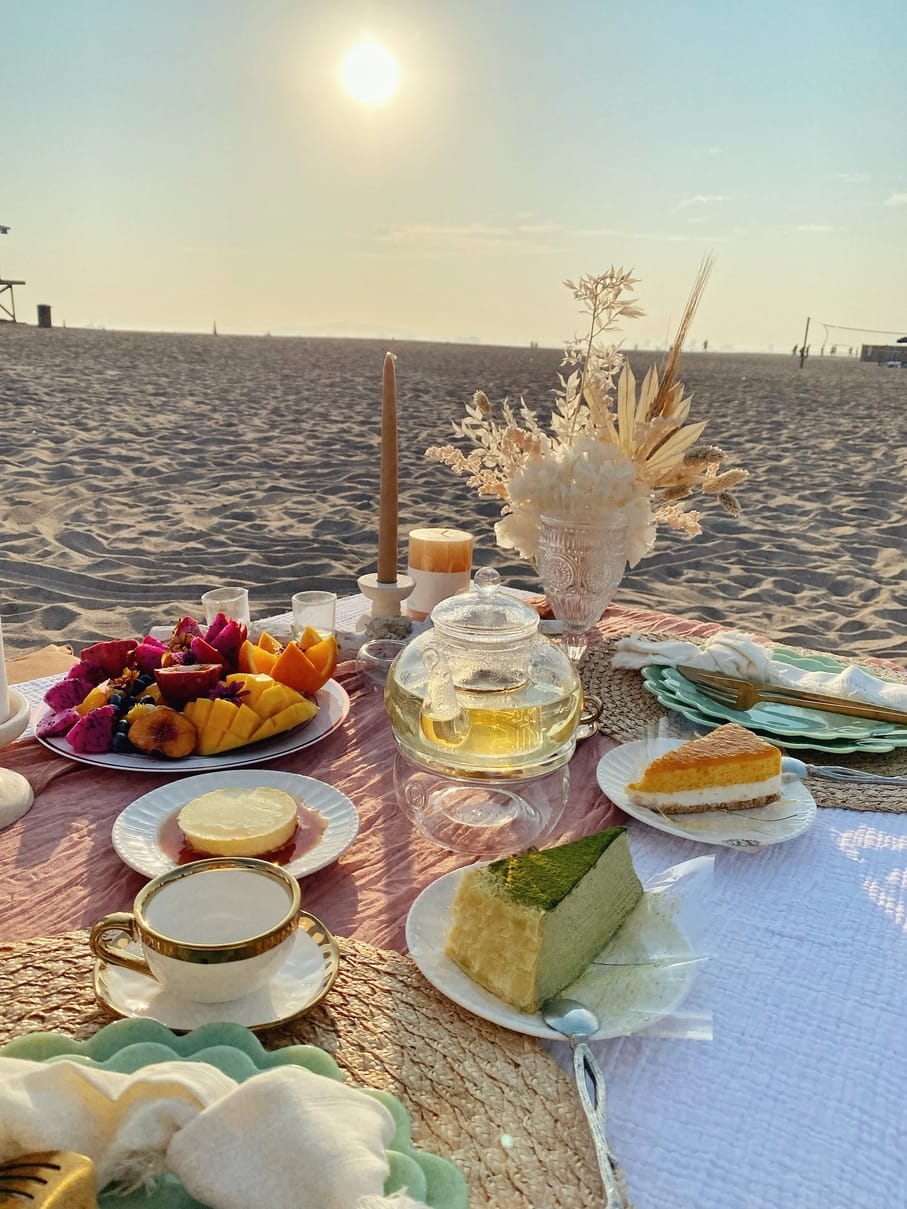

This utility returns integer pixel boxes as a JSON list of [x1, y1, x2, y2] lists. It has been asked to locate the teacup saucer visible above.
[[93, 913, 339, 1033]]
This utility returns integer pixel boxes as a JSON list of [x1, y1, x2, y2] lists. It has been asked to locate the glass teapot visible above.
[[384, 568, 582, 779]]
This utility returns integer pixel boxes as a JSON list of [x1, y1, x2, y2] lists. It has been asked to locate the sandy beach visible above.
[[1, 324, 905, 664]]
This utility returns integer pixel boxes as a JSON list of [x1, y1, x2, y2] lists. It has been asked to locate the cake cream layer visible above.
[[628, 773, 783, 812], [177, 786, 299, 856], [445, 827, 643, 1014]]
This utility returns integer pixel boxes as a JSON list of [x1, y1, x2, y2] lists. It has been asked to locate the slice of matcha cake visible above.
[[445, 826, 643, 1013]]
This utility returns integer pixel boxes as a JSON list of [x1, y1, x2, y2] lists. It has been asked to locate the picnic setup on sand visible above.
[[0, 267, 904, 1209]]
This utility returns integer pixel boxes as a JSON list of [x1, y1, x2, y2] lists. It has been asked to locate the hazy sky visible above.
[[4, 0, 905, 351]]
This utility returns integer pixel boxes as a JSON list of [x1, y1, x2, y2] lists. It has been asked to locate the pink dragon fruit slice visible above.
[[79, 639, 138, 678], [67, 705, 117, 754], [66, 659, 109, 686], [134, 638, 168, 674], [36, 708, 81, 738], [207, 618, 247, 672], [44, 676, 93, 711], [204, 612, 229, 643]]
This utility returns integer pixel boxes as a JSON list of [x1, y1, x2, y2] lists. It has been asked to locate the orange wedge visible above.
[[296, 625, 322, 651]]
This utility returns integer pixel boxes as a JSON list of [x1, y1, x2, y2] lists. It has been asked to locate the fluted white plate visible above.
[[597, 738, 817, 849], [36, 678, 349, 771], [112, 770, 359, 879]]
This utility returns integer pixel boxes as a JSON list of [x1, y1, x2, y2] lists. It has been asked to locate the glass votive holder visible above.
[[291, 591, 337, 641], [201, 586, 251, 627], [393, 751, 570, 857], [356, 639, 406, 690]]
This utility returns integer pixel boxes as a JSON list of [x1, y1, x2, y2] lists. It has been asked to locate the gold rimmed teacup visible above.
[[90, 857, 301, 1003]]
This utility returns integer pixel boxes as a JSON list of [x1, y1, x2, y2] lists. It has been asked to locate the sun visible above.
[[339, 39, 400, 105]]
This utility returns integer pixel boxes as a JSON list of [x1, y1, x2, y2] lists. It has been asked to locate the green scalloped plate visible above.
[[641, 648, 907, 754], [0, 1019, 468, 1209]]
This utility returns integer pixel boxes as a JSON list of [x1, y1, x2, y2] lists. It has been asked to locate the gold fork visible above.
[[676, 666, 907, 726], [0, 1152, 98, 1209]]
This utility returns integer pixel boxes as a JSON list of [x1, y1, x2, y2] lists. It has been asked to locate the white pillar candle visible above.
[[406, 527, 474, 620], [0, 615, 9, 724]]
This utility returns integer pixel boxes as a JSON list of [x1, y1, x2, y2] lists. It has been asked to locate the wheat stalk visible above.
[[650, 255, 714, 418]]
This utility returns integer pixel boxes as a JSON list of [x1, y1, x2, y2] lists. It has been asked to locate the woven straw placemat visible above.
[[580, 633, 907, 814], [0, 930, 628, 1209]]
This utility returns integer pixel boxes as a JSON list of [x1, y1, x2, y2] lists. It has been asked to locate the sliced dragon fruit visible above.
[[66, 659, 109, 686], [171, 616, 202, 643], [79, 639, 138, 678], [204, 612, 229, 644], [206, 618, 247, 672], [44, 676, 93, 711], [67, 705, 117, 754], [134, 637, 168, 674], [189, 635, 226, 668], [36, 707, 81, 738]]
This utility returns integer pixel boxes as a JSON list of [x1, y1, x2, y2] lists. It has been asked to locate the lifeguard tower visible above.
[[0, 224, 25, 322]]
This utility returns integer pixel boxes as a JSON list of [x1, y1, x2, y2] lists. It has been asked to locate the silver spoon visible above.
[[540, 997, 626, 1208], [781, 756, 907, 786]]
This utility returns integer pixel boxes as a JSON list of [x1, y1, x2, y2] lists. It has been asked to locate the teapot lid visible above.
[[431, 567, 539, 643]]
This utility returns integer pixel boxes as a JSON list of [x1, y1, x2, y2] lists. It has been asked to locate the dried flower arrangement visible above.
[[426, 258, 748, 567]]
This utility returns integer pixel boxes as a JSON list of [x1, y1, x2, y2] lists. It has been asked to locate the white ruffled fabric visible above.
[[612, 629, 907, 710], [0, 1057, 428, 1209]]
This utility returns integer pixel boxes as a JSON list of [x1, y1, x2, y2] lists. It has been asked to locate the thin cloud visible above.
[[793, 224, 838, 233], [575, 227, 623, 238], [676, 195, 733, 208], [883, 192, 907, 206], [832, 173, 869, 183]]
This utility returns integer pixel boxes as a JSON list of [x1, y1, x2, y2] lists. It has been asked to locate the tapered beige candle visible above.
[[377, 351, 398, 584]]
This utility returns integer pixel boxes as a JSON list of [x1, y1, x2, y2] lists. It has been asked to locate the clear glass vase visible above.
[[537, 513, 628, 662]]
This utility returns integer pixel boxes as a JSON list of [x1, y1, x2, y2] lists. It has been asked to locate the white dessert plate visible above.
[[405, 867, 697, 1041], [596, 738, 817, 849], [93, 913, 339, 1032], [35, 677, 349, 771], [112, 769, 359, 880]]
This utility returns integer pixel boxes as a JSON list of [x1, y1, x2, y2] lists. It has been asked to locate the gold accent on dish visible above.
[[92, 913, 340, 1032]]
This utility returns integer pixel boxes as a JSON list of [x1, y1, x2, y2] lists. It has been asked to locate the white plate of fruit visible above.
[[34, 614, 349, 771]]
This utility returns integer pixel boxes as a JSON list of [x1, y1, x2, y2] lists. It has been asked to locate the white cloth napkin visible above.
[[0, 1057, 428, 1209], [612, 629, 907, 710]]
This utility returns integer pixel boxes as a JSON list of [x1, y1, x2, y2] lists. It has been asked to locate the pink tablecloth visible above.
[[0, 605, 720, 946]]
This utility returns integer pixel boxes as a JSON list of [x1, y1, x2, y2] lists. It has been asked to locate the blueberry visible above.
[[116, 719, 130, 735], [139, 695, 156, 705], [136, 674, 154, 690], [108, 692, 125, 711], [112, 733, 134, 754]]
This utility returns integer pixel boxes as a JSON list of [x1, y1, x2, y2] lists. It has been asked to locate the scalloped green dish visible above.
[[641, 647, 907, 754], [1, 1018, 468, 1209]]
